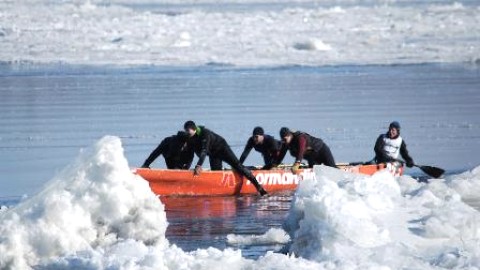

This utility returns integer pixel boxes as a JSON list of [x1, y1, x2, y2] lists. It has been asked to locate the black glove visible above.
[[406, 160, 414, 168]]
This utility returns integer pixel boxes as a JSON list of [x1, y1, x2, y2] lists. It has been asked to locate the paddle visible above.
[[393, 159, 444, 178], [412, 164, 445, 179]]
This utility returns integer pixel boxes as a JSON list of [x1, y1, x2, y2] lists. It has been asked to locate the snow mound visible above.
[[0, 136, 168, 269], [285, 165, 480, 269]]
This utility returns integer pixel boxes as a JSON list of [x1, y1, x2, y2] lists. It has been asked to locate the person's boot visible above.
[[257, 185, 268, 196], [241, 166, 268, 196], [251, 178, 267, 196]]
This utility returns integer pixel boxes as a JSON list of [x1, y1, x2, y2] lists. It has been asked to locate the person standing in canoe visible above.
[[277, 127, 336, 174], [239, 126, 282, 170], [141, 131, 194, 169], [374, 121, 415, 168], [183, 121, 268, 196]]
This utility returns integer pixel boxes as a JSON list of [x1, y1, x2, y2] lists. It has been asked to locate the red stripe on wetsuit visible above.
[[296, 134, 307, 163]]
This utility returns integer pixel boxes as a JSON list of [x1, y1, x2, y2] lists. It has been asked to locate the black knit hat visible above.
[[279, 127, 291, 138], [389, 121, 401, 130], [184, 120, 196, 130], [253, 126, 264, 136]]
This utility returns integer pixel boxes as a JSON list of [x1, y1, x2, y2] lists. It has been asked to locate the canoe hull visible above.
[[338, 162, 403, 176], [135, 162, 403, 196], [135, 168, 315, 196]]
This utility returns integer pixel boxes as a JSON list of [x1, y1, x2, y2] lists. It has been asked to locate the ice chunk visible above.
[[294, 39, 332, 51], [227, 228, 291, 246]]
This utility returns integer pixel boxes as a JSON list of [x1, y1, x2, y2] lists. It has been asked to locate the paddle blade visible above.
[[418, 165, 445, 178]]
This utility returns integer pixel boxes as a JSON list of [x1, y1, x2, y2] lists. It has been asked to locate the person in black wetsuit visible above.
[[239, 126, 282, 170], [374, 121, 414, 167], [141, 131, 194, 169], [183, 120, 267, 196], [277, 127, 336, 174]]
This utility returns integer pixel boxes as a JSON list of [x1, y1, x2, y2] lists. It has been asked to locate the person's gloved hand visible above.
[[194, 165, 202, 176], [406, 160, 414, 168], [291, 162, 301, 174]]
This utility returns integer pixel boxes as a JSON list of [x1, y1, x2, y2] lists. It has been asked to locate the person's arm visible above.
[[181, 146, 194, 169], [261, 154, 272, 169], [276, 143, 288, 165], [239, 139, 254, 164], [374, 134, 391, 163], [196, 131, 210, 167], [295, 135, 307, 163], [400, 140, 414, 167], [142, 140, 166, 168], [270, 140, 283, 167]]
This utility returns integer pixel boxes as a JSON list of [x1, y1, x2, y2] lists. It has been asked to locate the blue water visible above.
[[162, 193, 293, 258], [2, 64, 479, 197]]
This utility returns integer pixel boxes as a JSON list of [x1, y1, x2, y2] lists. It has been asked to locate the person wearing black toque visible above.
[[374, 121, 415, 167], [277, 127, 336, 174], [239, 126, 282, 170], [141, 131, 194, 169], [183, 120, 268, 196]]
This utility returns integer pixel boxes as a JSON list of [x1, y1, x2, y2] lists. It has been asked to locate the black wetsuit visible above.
[[142, 135, 193, 169], [187, 126, 265, 192], [239, 135, 282, 169], [374, 133, 414, 166], [278, 131, 336, 168]]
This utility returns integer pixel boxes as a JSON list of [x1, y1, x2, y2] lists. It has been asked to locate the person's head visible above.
[[184, 120, 197, 137], [280, 127, 293, 145], [252, 126, 264, 145], [388, 121, 401, 138]]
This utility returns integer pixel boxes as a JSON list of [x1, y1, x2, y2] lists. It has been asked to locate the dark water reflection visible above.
[[162, 193, 293, 258]]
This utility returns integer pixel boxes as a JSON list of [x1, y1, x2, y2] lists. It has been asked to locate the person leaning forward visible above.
[[239, 126, 282, 170], [183, 120, 268, 196], [141, 131, 194, 169], [277, 127, 336, 174]]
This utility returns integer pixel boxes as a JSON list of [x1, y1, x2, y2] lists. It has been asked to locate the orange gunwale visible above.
[[135, 163, 403, 196]]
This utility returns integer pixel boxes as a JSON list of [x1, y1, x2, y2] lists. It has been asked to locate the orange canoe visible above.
[[135, 163, 403, 196]]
